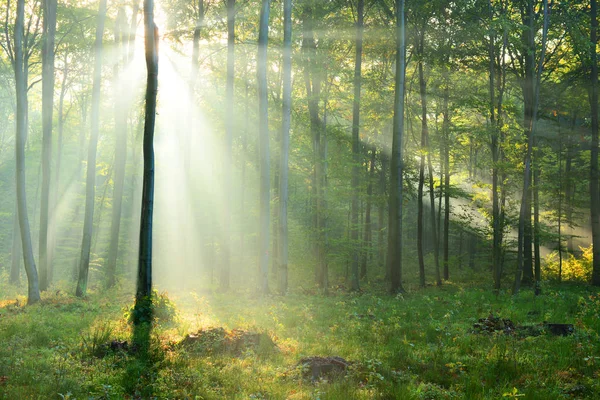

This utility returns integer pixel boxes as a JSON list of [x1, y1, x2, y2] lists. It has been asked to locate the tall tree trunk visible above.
[[49, 53, 69, 284], [519, 0, 536, 287], [388, 0, 406, 294], [76, 0, 108, 297], [14, 0, 41, 304], [241, 80, 249, 266], [136, 0, 158, 307], [221, 0, 235, 291], [426, 139, 441, 285], [591, 0, 600, 286], [39, 0, 57, 291], [379, 155, 387, 274], [257, 0, 271, 295], [558, 120, 564, 282], [302, 8, 325, 288], [361, 148, 375, 279], [565, 114, 575, 253], [271, 150, 279, 279], [533, 163, 541, 294], [350, 0, 364, 291], [515, 0, 548, 295], [417, 41, 427, 288], [488, 0, 501, 290], [443, 85, 450, 281], [107, 8, 128, 288], [10, 207, 22, 284], [278, 0, 292, 294]]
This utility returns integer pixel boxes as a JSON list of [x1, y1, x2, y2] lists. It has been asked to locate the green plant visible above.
[[80, 322, 113, 358]]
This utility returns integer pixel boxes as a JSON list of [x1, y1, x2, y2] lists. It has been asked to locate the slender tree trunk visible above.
[[76, 0, 108, 297], [417, 43, 427, 288], [278, 0, 292, 294], [361, 148, 375, 279], [136, 0, 158, 305], [558, 120, 563, 282], [10, 208, 22, 284], [591, 0, 600, 286], [241, 80, 249, 265], [257, 0, 271, 295], [39, 0, 57, 291], [443, 91, 450, 281], [271, 150, 279, 279], [107, 9, 128, 288], [220, 0, 235, 291], [565, 115, 575, 253], [515, 0, 548, 295], [533, 163, 541, 294], [488, 0, 501, 291], [302, 8, 325, 288], [426, 139, 441, 285], [49, 53, 69, 284], [388, 0, 406, 293], [350, 0, 364, 291], [14, 0, 41, 304], [379, 154, 387, 273]]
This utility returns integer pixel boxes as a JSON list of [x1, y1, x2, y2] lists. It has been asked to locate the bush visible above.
[[543, 246, 592, 282], [124, 290, 179, 325]]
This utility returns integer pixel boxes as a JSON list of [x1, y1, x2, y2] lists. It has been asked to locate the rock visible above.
[[544, 323, 574, 336], [179, 328, 277, 356], [297, 356, 350, 381]]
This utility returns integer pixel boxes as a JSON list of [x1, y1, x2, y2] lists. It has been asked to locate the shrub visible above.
[[543, 247, 592, 282], [124, 290, 179, 325]]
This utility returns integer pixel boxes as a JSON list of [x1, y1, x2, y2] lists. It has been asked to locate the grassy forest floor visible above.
[[0, 277, 599, 399]]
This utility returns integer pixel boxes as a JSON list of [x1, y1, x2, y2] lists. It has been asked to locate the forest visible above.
[[0, 0, 600, 398]]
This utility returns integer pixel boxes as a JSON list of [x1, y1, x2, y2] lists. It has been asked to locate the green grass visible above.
[[0, 281, 599, 399]]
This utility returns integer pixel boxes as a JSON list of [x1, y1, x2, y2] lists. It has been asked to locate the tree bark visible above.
[[350, 0, 364, 291], [278, 0, 292, 295], [136, 0, 158, 304], [258, 0, 271, 295], [14, 0, 41, 304], [76, 0, 108, 297], [39, 0, 57, 291], [388, 0, 406, 294], [361, 147, 375, 279], [221, 0, 235, 291], [417, 37, 427, 288], [107, 8, 129, 288], [514, 0, 548, 295], [10, 207, 22, 284], [302, 8, 326, 289]]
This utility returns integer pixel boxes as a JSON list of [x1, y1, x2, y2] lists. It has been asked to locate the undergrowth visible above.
[[0, 281, 598, 399]]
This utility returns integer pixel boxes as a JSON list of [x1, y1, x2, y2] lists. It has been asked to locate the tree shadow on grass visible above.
[[123, 296, 157, 398]]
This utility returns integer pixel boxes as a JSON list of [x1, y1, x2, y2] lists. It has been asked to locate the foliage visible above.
[[544, 246, 593, 282], [124, 290, 179, 325], [1, 283, 599, 398]]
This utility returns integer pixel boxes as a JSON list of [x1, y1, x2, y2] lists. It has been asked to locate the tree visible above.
[[136, 0, 159, 313], [106, 7, 131, 288], [350, 0, 364, 291], [76, 0, 108, 297], [514, 0, 549, 295], [221, 0, 235, 291], [302, 4, 327, 290], [39, 0, 57, 291], [278, 0, 292, 295], [14, 0, 41, 304], [388, 0, 406, 294], [590, 0, 600, 286], [257, 0, 271, 295]]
